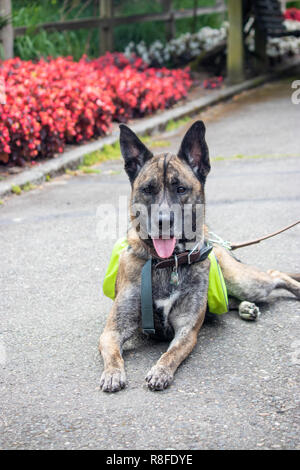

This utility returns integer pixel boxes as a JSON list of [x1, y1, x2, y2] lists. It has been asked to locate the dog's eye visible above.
[[143, 186, 152, 195], [177, 186, 186, 194]]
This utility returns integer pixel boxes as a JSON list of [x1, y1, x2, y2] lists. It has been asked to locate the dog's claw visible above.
[[100, 369, 126, 392], [145, 365, 173, 391], [239, 301, 260, 321]]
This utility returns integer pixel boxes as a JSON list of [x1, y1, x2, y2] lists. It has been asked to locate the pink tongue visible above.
[[152, 238, 177, 259]]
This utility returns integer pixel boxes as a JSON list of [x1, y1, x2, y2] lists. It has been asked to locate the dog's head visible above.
[[120, 121, 210, 258]]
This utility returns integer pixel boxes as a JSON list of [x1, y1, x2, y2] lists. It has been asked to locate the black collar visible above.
[[153, 242, 212, 270]]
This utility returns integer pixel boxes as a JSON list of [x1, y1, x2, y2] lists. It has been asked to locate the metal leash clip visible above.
[[208, 231, 232, 250], [170, 253, 179, 286], [187, 242, 200, 265]]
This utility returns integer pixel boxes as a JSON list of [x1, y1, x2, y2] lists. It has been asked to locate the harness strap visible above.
[[141, 257, 155, 335]]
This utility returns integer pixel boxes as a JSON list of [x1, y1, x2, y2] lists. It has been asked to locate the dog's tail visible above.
[[286, 273, 300, 282]]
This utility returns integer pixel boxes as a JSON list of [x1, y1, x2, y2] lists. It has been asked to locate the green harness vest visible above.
[[103, 238, 228, 316]]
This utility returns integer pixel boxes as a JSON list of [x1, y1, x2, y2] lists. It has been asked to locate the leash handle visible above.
[[141, 258, 155, 335], [230, 220, 300, 250]]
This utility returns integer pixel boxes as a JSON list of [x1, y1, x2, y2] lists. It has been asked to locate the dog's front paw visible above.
[[145, 365, 173, 391], [239, 301, 260, 321], [100, 368, 126, 393]]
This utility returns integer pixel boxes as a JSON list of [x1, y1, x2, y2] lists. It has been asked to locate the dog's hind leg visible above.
[[267, 270, 300, 298], [213, 244, 300, 321]]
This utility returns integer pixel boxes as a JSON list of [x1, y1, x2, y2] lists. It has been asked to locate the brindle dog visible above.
[[99, 121, 300, 392]]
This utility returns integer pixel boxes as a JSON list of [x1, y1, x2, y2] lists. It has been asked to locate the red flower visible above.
[[0, 53, 192, 165], [284, 8, 300, 21]]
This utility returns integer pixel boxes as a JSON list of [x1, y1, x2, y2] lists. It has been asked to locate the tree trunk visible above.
[[162, 0, 175, 41], [99, 0, 114, 55], [227, 0, 245, 84], [0, 0, 13, 60]]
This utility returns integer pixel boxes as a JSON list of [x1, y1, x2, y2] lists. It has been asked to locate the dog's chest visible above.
[[154, 291, 180, 328], [151, 266, 190, 336]]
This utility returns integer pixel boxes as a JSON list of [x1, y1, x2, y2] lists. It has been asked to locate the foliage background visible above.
[[10, 0, 225, 60], [1, 1, 300, 60]]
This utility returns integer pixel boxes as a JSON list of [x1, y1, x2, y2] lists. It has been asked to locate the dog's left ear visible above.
[[119, 124, 153, 184], [178, 121, 210, 184]]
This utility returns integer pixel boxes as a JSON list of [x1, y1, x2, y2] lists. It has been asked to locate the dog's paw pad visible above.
[[100, 369, 126, 393], [239, 301, 260, 321], [145, 365, 173, 391]]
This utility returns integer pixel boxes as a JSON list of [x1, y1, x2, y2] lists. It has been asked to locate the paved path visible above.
[[0, 78, 299, 450]]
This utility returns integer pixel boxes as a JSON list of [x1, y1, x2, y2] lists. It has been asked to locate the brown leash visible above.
[[230, 220, 300, 251]]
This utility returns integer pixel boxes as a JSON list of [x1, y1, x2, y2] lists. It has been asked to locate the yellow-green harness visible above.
[[103, 237, 228, 315]]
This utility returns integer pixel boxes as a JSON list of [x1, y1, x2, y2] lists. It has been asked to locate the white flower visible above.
[[124, 19, 300, 65]]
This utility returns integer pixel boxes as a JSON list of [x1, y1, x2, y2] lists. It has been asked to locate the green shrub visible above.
[[83, 142, 121, 167], [165, 116, 191, 132], [22, 182, 36, 191], [78, 166, 101, 174], [11, 185, 21, 195]]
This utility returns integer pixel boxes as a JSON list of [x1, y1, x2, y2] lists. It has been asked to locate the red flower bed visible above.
[[284, 8, 300, 22], [0, 53, 192, 165]]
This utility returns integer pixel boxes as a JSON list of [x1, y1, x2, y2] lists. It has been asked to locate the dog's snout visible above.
[[158, 210, 174, 238], [159, 211, 174, 229]]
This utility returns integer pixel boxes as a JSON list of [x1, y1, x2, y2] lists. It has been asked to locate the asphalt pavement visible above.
[[0, 78, 299, 450]]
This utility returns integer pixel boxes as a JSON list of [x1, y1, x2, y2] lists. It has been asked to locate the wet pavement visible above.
[[0, 77, 299, 450]]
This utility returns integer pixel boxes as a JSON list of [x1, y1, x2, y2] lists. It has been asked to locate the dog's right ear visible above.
[[119, 125, 153, 184], [178, 120, 210, 184]]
